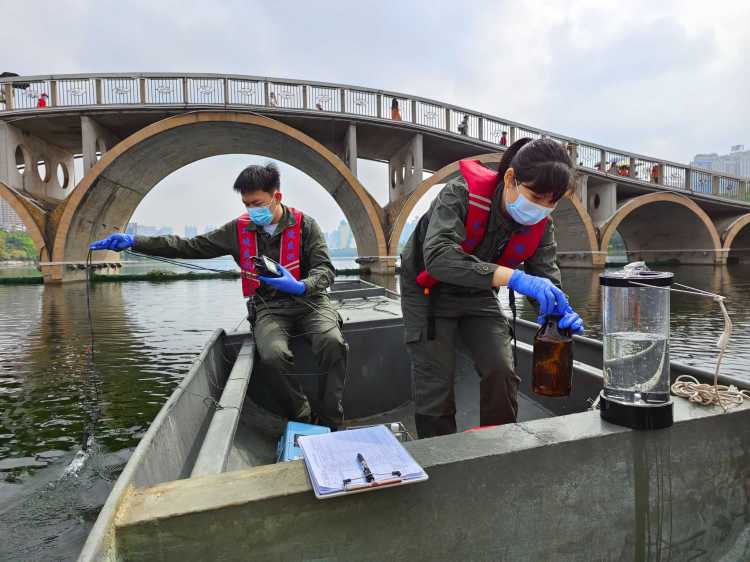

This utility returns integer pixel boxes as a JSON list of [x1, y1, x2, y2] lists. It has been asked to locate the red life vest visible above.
[[236, 208, 303, 297], [415, 159, 547, 293]]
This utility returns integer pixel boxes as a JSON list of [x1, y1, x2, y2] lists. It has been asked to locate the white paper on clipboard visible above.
[[298, 425, 428, 499]]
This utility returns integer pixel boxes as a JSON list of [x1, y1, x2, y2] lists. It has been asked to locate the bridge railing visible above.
[[1, 72, 749, 206]]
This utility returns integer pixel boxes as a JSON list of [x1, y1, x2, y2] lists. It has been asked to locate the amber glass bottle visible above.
[[532, 314, 573, 397]]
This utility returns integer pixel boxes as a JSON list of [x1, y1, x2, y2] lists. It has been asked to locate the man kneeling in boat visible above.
[[89, 162, 346, 427]]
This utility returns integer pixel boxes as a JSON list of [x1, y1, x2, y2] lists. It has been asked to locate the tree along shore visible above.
[[0, 230, 36, 261]]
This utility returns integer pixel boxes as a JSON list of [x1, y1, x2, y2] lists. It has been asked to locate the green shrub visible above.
[[0, 230, 37, 261]]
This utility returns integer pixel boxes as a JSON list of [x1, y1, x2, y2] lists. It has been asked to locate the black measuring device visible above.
[[251, 255, 284, 278]]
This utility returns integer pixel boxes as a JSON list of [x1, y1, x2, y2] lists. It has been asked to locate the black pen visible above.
[[356, 452, 374, 483]]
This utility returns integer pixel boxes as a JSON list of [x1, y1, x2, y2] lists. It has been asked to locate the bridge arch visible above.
[[600, 192, 722, 265], [722, 214, 750, 263], [0, 182, 49, 261], [388, 154, 599, 267], [51, 112, 386, 280]]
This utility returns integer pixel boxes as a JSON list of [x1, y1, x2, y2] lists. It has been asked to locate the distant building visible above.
[[0, 198, 26, 231], [125, 224, 173, 236], [692, 145, 750, 179], [184, 225, 198, 238], [204, 225, 216, 234], [335, 220, 353, 250], [136, 225, 157, 236]]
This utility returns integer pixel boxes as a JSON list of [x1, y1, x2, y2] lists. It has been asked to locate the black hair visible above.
[[497, 138, 573, 202], [232, 162, 280, 195], [391, 97, 399, 109]]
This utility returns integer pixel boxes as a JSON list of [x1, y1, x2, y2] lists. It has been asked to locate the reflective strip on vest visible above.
[[416, 159, 547, 290], [237, 208, 304, 297]]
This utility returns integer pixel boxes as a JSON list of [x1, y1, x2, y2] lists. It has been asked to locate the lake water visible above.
[[0, 261, 748, 560]]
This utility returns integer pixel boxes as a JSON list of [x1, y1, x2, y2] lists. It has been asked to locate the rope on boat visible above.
[[669, 285, 749, 410], [630, 280, 748, 412], [670, 375, 750, 409], [669, 283, 748, 411]]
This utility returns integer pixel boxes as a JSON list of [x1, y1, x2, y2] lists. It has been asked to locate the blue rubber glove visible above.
[[508, 270, 569, 318], [89, 233, 134, 251], [258, 264, 306, 296], [557, 305, 584, 334], [536, 306, 584, 334]]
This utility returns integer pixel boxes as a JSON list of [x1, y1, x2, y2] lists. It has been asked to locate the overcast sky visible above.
[[3, 0, 748, 235]]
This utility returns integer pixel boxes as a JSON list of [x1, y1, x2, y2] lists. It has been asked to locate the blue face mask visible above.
[[247, 201, 274, 226], [506, 180, 554, 225]]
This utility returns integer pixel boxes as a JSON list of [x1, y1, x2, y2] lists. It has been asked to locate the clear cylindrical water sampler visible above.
[[599, 263, 674, 429]]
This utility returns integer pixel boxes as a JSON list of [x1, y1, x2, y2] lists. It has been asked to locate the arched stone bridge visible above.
[[1, 73, 749, 282]]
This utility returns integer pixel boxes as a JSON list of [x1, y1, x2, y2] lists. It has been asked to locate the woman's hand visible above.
[[507, 270, 570, 317]]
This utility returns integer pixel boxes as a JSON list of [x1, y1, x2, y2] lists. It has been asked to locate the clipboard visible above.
[[297, 425, 429, 499]]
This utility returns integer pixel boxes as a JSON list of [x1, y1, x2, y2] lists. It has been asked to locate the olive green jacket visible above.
[[133, 205, 335, 306], [400, 177, 562, 299]]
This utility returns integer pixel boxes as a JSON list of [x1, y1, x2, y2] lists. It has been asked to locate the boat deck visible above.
[[228, 353, 555, 470]]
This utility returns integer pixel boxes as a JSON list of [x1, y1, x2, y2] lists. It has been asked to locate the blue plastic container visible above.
[[276, 421, 331, 462]]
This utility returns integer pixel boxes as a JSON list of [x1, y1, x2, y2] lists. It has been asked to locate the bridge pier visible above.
[[716, 214, 750, 264], [547, 174, 604, 269], [355, 255, 397, 275], [585, 179, 617, 227], [342, 123, 357, 177], [388, 134, 423, 203], [0, 122, 74, 203], [81, 116, 120, 173], [40, 260, 123, 284], [39, 263, 81, 284]]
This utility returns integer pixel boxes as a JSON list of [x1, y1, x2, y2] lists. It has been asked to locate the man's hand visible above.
[[258, 264, 305, 296], [89, 233, 134, 251]]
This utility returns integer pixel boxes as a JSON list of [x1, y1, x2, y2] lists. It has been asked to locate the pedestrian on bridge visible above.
[[89, 163, 347, 427], [458, 115, 469, 136], [400, 138, 584, 438], [391, 97, 401, 121]]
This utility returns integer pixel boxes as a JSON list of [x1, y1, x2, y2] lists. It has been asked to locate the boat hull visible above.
[[79, 282, 750, 561]]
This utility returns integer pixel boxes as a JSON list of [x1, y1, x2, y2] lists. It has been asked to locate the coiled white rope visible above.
[[671, 375, 750, 410], [665, 283, 748, 411]]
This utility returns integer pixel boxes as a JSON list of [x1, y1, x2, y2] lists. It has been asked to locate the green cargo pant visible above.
[[401, 284, 520, 438], [253, 298, 347, 422]]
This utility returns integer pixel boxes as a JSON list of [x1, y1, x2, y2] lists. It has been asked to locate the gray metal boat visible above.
[[79, 280, 750, 562]]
